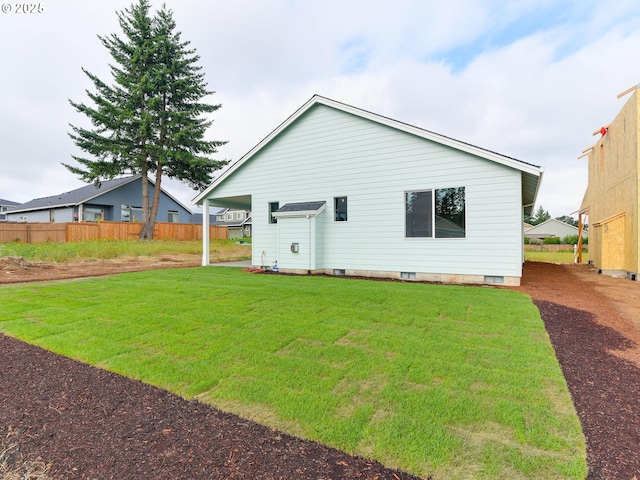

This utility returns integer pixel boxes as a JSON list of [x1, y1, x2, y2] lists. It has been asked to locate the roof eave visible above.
[[192, 94, 544, 204]]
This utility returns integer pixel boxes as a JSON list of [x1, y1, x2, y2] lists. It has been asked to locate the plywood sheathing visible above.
[[581, 90, 640, 274]]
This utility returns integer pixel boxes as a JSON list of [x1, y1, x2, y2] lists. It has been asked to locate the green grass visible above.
[[0, 239, 249, 263], [524, 250, 589, 264], [0, 268, 586, 479]]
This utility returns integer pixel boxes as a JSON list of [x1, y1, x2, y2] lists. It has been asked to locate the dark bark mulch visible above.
[[0, 333, 420, 480], [535, 300, 640, 480]]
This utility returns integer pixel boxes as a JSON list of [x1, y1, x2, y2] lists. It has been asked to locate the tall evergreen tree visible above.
[[525, 205, 551, 225], [65, 0, 227, 239]]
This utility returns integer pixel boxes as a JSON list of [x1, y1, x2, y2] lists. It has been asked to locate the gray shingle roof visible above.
[[275, 201, 326, 213], [7, 176, 140, 212]]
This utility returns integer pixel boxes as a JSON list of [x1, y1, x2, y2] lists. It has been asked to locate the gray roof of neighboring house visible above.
[[7, 175, 192, 214], [8, 177, 138, 212], [0, 199, 21, 207]]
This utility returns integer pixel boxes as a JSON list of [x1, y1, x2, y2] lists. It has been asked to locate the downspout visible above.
[[307, 214, 312, 275], [201, 199, 210, 266]]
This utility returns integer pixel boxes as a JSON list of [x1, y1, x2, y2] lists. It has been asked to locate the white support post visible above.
[[201, 199, 210, 266]]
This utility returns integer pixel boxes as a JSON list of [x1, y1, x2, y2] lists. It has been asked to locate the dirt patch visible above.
[[513, 262, 640, 367], [0, 254, 201, 284], [0, 259, 639, 478]]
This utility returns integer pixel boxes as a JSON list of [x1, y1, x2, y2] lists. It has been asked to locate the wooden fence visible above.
[[0, 222, 227, 243]]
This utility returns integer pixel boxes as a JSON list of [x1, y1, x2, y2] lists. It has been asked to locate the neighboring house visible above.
[[524, 218, 586, 242], [194, 95, 543, 286], [5, 175, 192, 223], [214, 208, 252, 239], [190, 208, 252, 238], [580, 88, 640, 279], [0, 199, 21, 221]]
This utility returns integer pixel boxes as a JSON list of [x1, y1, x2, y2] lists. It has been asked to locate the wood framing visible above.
[[580, 90, 640, 279]]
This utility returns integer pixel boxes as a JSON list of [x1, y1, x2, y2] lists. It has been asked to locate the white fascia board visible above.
[[192, 97, 319, 205], [272, 203, 327, 219], [192, 94, 543, 204], [272, 210, 319, 218]]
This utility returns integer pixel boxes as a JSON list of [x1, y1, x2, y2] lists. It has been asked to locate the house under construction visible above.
[[580, 85, 640, 280]]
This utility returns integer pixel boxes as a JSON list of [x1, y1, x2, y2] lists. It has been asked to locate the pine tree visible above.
[[65, 0, 227, 239]]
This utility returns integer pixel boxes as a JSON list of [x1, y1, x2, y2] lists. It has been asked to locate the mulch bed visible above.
[[535, 301, 640, 480], [0, 334, 421, 480], [0, 261, 639, 479]]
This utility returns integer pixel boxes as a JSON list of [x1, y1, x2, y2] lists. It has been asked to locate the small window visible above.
[[226, 212, 233, 220], [269, 202, 279, 224], [236, 212, 244, 220], [121, 205, 131, 222], [167, 211, 179, 223], [49, 209, 55, 222], [334, 197, 347, 221]]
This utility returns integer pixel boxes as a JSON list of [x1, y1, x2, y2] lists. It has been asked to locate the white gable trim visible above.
[[193, 95, 543, 205]]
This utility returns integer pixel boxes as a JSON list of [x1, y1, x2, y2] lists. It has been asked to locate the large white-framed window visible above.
[[405, 187, 465, 238]]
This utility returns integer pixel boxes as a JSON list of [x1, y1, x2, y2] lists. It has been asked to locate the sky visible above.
[[2, 1, 640, 219]]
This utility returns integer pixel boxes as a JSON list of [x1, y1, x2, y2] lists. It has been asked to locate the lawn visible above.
[[524, 249, 589, 264], [0, 239, 249, 263], [0, 267, 586, 479]]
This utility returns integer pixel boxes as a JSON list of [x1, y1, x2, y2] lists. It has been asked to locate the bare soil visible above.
[[1, 257, 639, 479]]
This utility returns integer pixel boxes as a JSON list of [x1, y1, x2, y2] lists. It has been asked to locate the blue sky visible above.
[[1, 0, 640, 217], [442, 5, 580, 71]]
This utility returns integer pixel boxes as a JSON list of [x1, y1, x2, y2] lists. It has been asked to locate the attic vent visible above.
[[400, 272, 416, 280], [484, 276, 504, 284], [333, 269, 346, 276]]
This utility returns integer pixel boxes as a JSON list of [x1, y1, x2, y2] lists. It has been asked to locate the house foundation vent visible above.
[[484, 275, 504, 284], [333, 269, 346, 276], [400, 272, 416, 280]]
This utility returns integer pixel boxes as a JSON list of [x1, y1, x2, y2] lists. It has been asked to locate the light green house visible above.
[[194, 95, 543, 286]]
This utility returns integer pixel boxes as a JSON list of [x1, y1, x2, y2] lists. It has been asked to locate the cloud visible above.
[[2, 1, 640, 220]]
